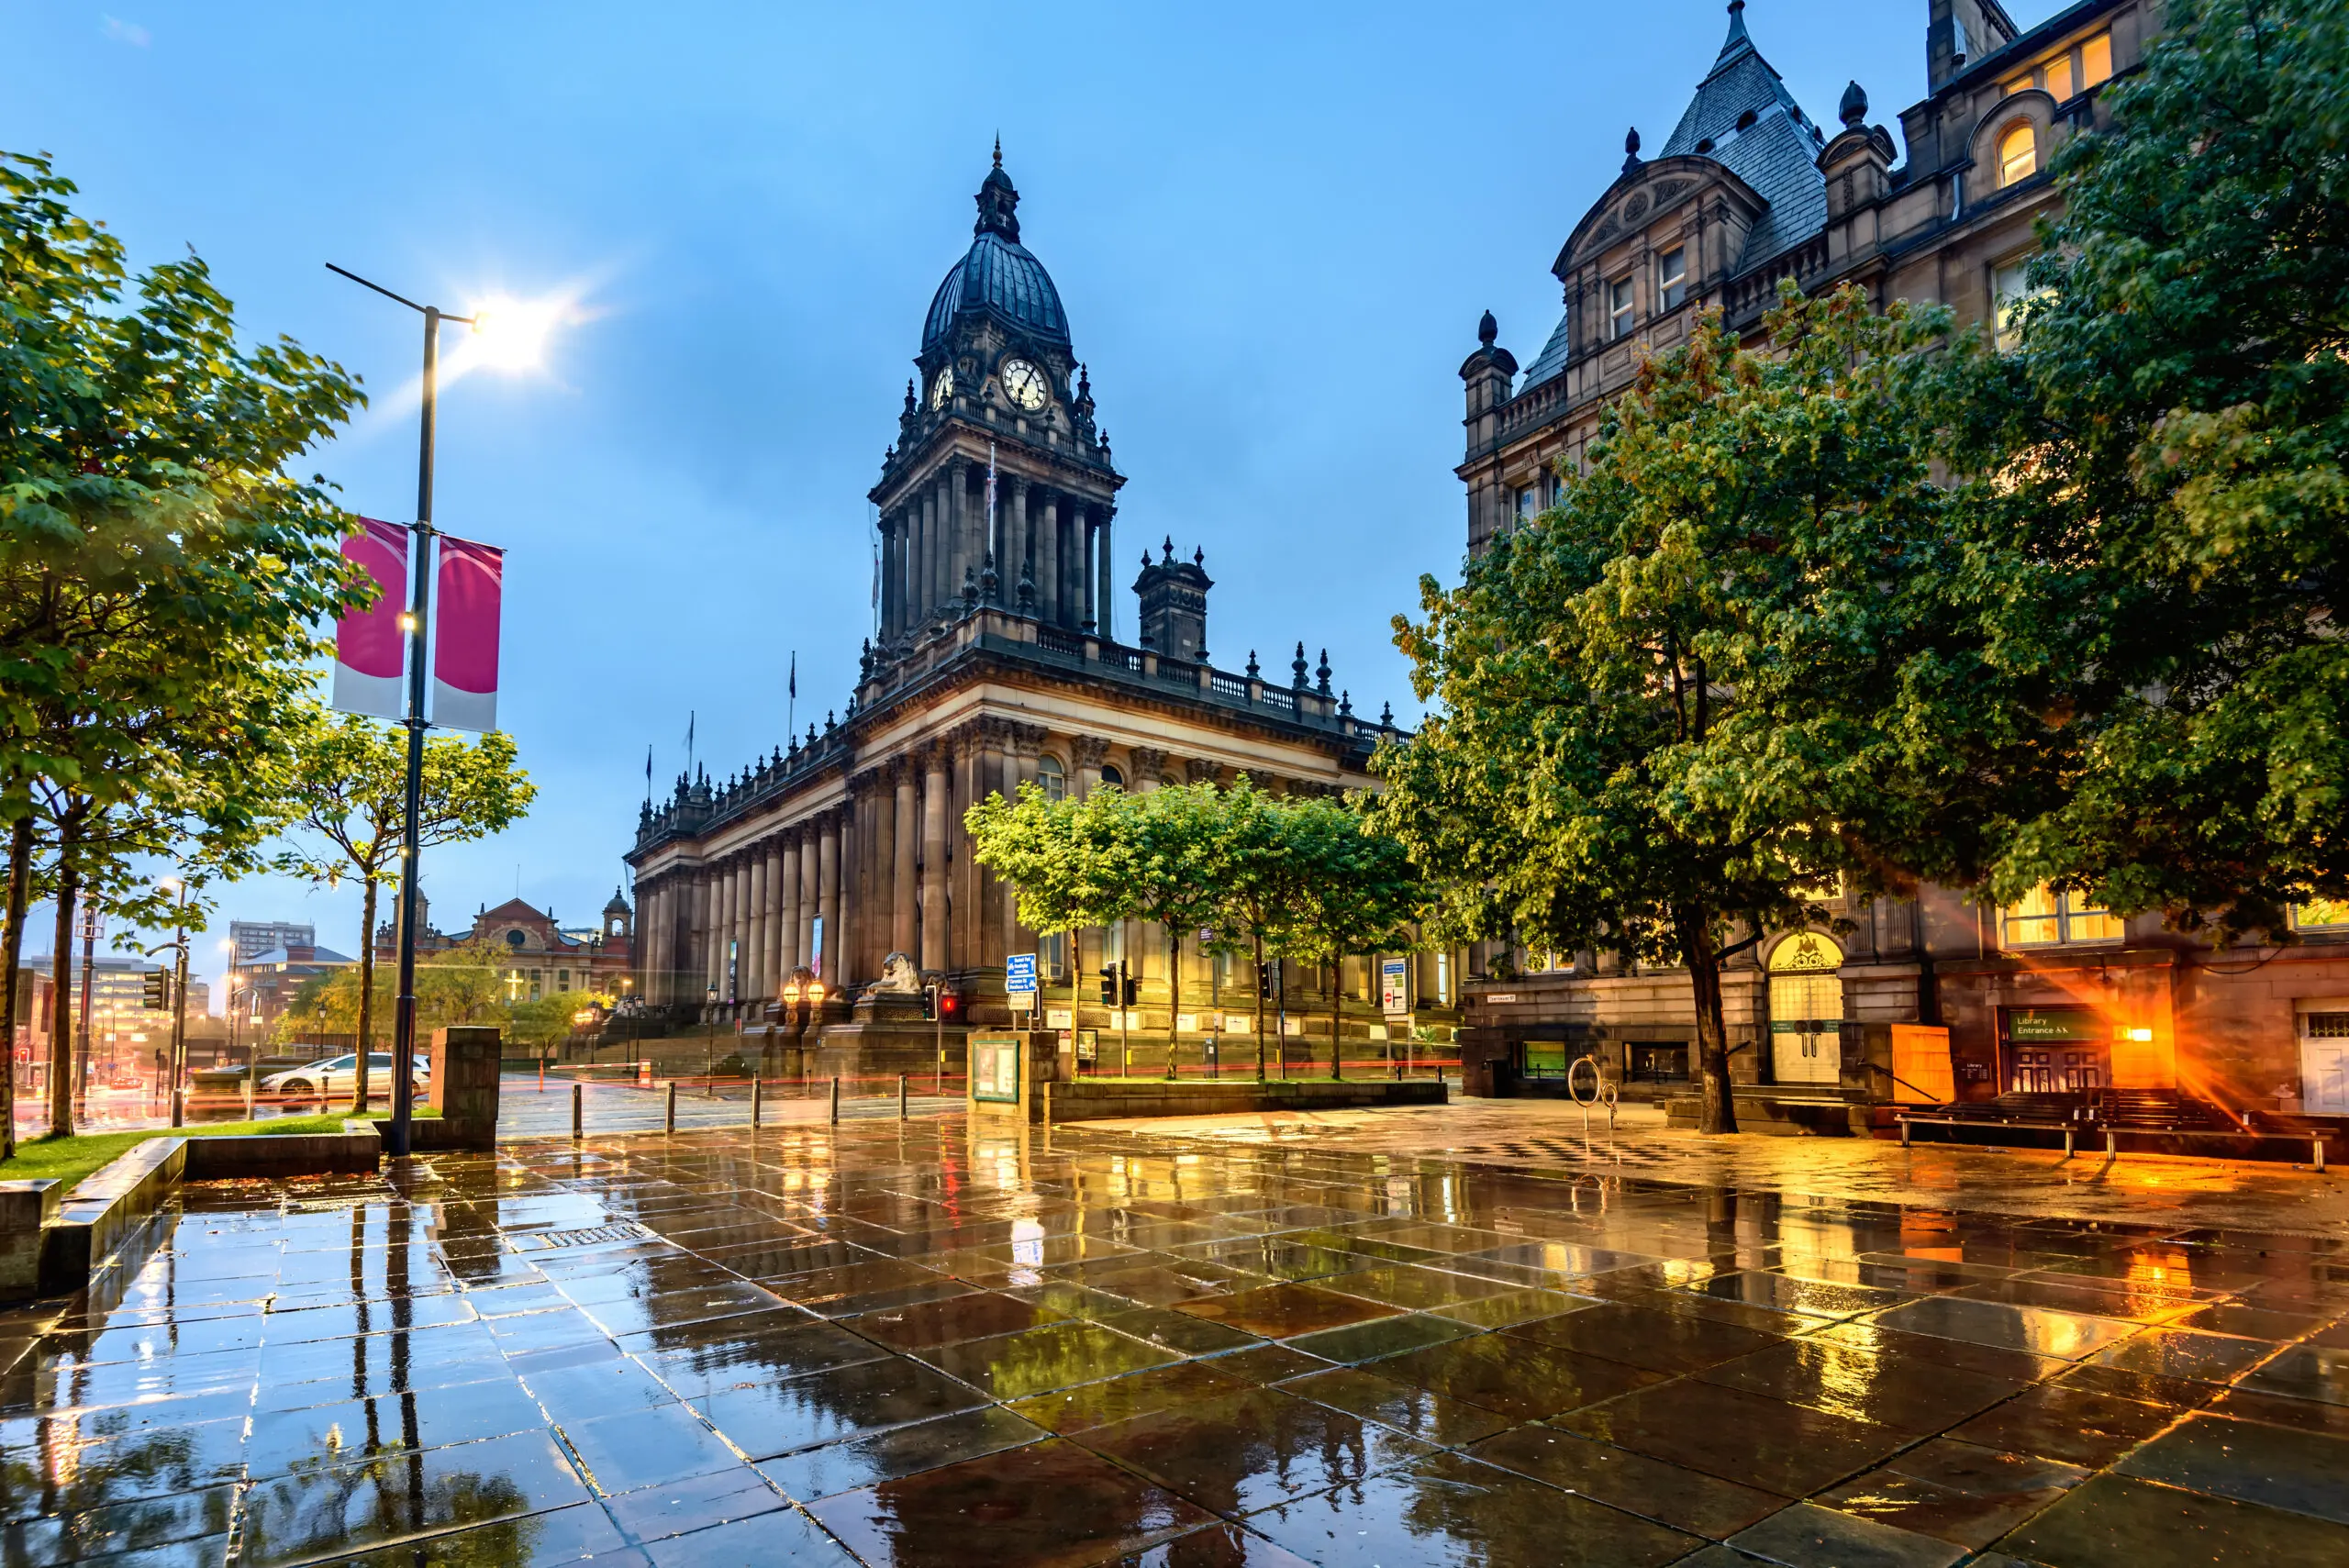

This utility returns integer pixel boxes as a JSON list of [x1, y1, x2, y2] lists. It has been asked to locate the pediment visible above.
[[1554, 155, 1765, 280]]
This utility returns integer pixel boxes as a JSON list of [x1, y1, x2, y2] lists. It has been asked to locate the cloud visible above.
[[102, 15, 150, 46]]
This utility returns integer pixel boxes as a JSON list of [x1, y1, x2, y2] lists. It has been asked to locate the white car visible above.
[[261, 1053, 429, 1103]]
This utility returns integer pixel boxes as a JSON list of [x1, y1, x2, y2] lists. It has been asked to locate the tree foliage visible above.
[[1370, 287, 1959, 1131], [1915, 0, 2349, 942], [273, 711, 535, 1109], [0, 150, 366, 1145]]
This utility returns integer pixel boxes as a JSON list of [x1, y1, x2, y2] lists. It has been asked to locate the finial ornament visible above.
[[993, 133, 1002, 169], [1622, 126, 1643, 174], [1839, 80, 1869, 128], [1478, 309, 1498, 347]]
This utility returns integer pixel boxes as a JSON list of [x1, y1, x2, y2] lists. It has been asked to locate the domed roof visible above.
[[922, 150, 1070, 351]]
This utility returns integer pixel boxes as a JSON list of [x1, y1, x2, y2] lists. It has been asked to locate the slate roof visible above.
[[923, 230, 1070, 350], [1659, 4, 1826, 272], [1517, 3, 1827, 394]]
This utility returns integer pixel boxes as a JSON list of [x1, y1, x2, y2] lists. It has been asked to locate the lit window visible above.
[[1609, 276, 1635, 340], [1998, 123, 2039, 187], [2001, 885, 2123, 948], [2003, 76, 2031, 97], [2292, 898, 2349, 932], [1992, 258, 2045, 350], [1658, 247, 1688, 311], [2044, 55, 2074, 103], [2081, 32, 2112, 89]]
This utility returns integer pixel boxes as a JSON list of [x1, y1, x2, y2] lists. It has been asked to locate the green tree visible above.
[[1371, 287, 1959, 1132], [275, 713, 534, 1111], [1272, 795, 1422, 1081], [1194, 776, 1293, 1078], [1918, 0, 2349, 940], [0, 150, 365, 1146]]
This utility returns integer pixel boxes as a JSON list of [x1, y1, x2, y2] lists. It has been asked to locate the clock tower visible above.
[[870, 146, 1125, 643]]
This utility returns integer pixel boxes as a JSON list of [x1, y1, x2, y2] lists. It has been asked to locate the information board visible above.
[[970, 1034, 1022, 1104]]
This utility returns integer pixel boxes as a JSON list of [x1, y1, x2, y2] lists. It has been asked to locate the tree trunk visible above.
[[48, 844, 78, 1139], [1252, 931, 1266, 1082], [351, 877, 377, 1115], [1329, 955, 1344, 1081], [1676, 906, 1739, 1135], [0, 816, 32, 1161], [1166, 926, 1181, 1077]]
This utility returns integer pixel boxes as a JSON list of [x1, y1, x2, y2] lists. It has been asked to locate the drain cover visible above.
[[509, 1220, 650, 1251]]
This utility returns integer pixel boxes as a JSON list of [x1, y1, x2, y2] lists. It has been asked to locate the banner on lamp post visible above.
[[431, 534, 504, 732], [331, 517, 409, 719]]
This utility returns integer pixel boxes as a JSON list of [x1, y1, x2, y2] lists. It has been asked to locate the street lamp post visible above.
[[147, 879, 193, 1129], [326, 265, 481, 1160]]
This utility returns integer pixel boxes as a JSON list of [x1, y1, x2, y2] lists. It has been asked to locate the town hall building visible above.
[[625, 152, 1454, 1061]]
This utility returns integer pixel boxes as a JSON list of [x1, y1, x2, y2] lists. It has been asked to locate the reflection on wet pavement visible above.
[[3, 1113, 2348, 1565]]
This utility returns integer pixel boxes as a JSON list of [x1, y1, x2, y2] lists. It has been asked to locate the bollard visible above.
[[2317, 1137, 2328, 1173], [539, 1060, 546, 1093], [665, 1081, 677, 1135], [2063, 1126, 2076, 1159], [829, 1075, 841, 1124], [570, 1081, 583, 1140], [898, 1073, 908, 1119], [2106, 1128, 2118, 1160], [751, 1075, 763, 1129]]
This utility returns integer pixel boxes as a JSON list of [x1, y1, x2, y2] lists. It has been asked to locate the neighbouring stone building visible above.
[[372, 892, 638, 1003], [627, 152, 1463, 1071], [1455, 0, 2349, 1129]]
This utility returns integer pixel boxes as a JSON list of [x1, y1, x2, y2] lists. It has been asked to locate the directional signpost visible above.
[[1006, 953, 1038, 1013]]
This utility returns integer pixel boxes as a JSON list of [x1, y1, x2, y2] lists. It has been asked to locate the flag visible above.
[[331, 517, 409, 719], [787, 654, 796, 702], [645, 745, 653, 802], [431, 534, 504, 732]]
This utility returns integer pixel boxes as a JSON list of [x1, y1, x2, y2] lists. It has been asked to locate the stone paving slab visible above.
[[0, 1111, 2345, 1565]]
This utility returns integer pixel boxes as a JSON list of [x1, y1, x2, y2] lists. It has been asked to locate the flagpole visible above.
[[387, 305, 440, 1161]]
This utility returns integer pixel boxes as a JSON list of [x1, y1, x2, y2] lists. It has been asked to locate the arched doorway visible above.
[[1767, 933, 1844, 1085]]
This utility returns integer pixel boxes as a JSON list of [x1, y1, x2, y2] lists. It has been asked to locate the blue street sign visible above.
[[1006, 953, 1039, 994]]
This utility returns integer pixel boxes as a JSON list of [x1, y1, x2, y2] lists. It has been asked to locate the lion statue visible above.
[[874, 951, 923, 995]]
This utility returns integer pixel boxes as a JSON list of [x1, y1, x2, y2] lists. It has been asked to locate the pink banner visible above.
[[330, 517, 409, 720], [432, 534, 504, 732]]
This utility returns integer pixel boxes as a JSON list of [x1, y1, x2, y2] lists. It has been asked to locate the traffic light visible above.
[[938, 991, 963, 1023], [142, 968, 172, 1011], [1120, 970, 1140, 1008], [1098, 962, 1120, 1006], [920, 982, 938, 1021], [1256, 962, 1275, 997]]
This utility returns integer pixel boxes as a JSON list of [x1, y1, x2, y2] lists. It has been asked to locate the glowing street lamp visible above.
[[325, 262, 564, 1158]]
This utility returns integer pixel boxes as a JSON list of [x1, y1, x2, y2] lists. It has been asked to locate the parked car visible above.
[[259, 1053, 429, 1103]]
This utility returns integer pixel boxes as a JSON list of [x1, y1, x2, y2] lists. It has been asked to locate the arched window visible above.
[[1997, 123, 2038, 188], [1038, 753, 1066, 803], [1098, 763, 1124, 790]]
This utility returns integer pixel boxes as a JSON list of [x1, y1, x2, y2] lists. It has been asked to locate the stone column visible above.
[[972, 722, 1010, 972], [863, 770, 893, 978], [763, 841, 785, 997], [1080, 505, 1097, 632], [797, 821, 820, 979], [702, 868, 723, 1003], [879, 512, 899, 639], [779, 832, 803, 975], [818, 811, 842, 984], [943, 460, 968, 610], [1071, 734, 1108, 799], [747, 852, 769, 1004], [1130, 747, 1165, 792], [892, 757, 918, 960], [1095, 505, 1117, 641], [839, 800, 860, 984], [1039, 489, 1062, 627], [916, 484, 936, 625], [726, 860, 747, 1002], [920, 743, 950, 973], [1005, 725, 1046, 956], [1003, 475, 1028, 609]]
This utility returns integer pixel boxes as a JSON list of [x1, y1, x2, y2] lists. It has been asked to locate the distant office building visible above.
[[228, 920, 315, 964]]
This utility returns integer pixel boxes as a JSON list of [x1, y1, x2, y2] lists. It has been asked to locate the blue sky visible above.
[[4, 0, 2068, 1006]]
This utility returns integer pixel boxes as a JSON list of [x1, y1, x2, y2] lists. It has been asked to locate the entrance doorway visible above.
[[2000, 1007, 2110, 1094], [1767, 933, 1844, 1085], [2302, 1009, 2349, 1115]]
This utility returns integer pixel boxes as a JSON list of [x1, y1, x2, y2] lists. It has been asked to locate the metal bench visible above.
[[1897, 1114, 2330, 1169]]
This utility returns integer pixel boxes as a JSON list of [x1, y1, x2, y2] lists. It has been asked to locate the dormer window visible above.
[[1658, 248, 1688, 312], [1997, 123, 2038, 188], [1609, 276, 1635, 340], [2003, 30, 2111, 104], [1734, 110, 1758, 132]]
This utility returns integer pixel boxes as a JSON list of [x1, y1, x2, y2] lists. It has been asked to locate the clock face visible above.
[[930, 368, 955, 409], [1000, 358, 1049, 413]]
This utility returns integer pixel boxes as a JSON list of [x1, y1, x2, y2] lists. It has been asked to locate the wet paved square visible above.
[[3, 1110, 2347, 1565]]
